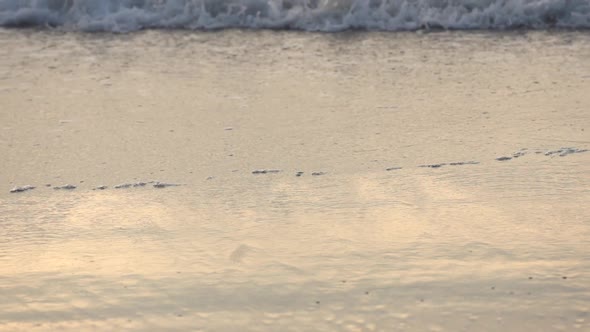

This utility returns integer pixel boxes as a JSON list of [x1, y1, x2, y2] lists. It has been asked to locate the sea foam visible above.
[[1, 0, 589, 32]]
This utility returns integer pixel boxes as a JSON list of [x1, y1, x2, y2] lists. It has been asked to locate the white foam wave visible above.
[[1, 0, 589, 32]]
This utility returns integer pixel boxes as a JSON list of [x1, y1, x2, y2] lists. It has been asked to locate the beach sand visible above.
[[1, 29, 589, 331]]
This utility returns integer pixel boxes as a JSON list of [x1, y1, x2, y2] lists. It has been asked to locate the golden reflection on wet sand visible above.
[[1, 159, 589, 331]]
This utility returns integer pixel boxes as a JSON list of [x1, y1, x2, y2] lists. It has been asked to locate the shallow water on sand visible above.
[[1, 29, 589, 331]]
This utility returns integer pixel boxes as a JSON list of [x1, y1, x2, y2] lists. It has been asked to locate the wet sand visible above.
[[1, 29, 589, 331]]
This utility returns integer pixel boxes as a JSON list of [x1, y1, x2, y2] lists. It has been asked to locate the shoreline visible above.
[[5, 145, 588, 195]]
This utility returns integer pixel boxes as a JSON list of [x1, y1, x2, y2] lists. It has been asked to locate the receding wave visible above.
[[1, 0, 589, 33]]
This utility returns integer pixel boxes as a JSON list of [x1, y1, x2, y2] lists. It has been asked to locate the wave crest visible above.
[[1, 0, 589, 32]]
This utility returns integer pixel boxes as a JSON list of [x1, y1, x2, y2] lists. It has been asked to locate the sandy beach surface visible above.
[[1, 29, 589, 331]]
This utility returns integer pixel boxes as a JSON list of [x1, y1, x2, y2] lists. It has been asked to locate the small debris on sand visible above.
[[10, 185, 36, 193], [153, 182, 182, 188], [224, 127, 233, 131], [545, 147, 588, 157], [496, 156, 512, 161], [93, 185, 108, 190], [296, 172, 304, 177], [311, 172, 326, 176], [114, 182, 148, 189], [512, 151, 527, 158], [386, 167, 402, 171], [252, 169, 281, 174], [449, 161, 480, 166], [53, 184, 76, 190], [419, 163, 445, 168]]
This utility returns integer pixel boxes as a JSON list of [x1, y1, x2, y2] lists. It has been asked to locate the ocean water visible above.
[[1, 0, 590, 32]]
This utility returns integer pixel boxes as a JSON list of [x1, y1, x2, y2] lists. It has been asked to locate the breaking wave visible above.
[[1, 0, 589, 32]]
